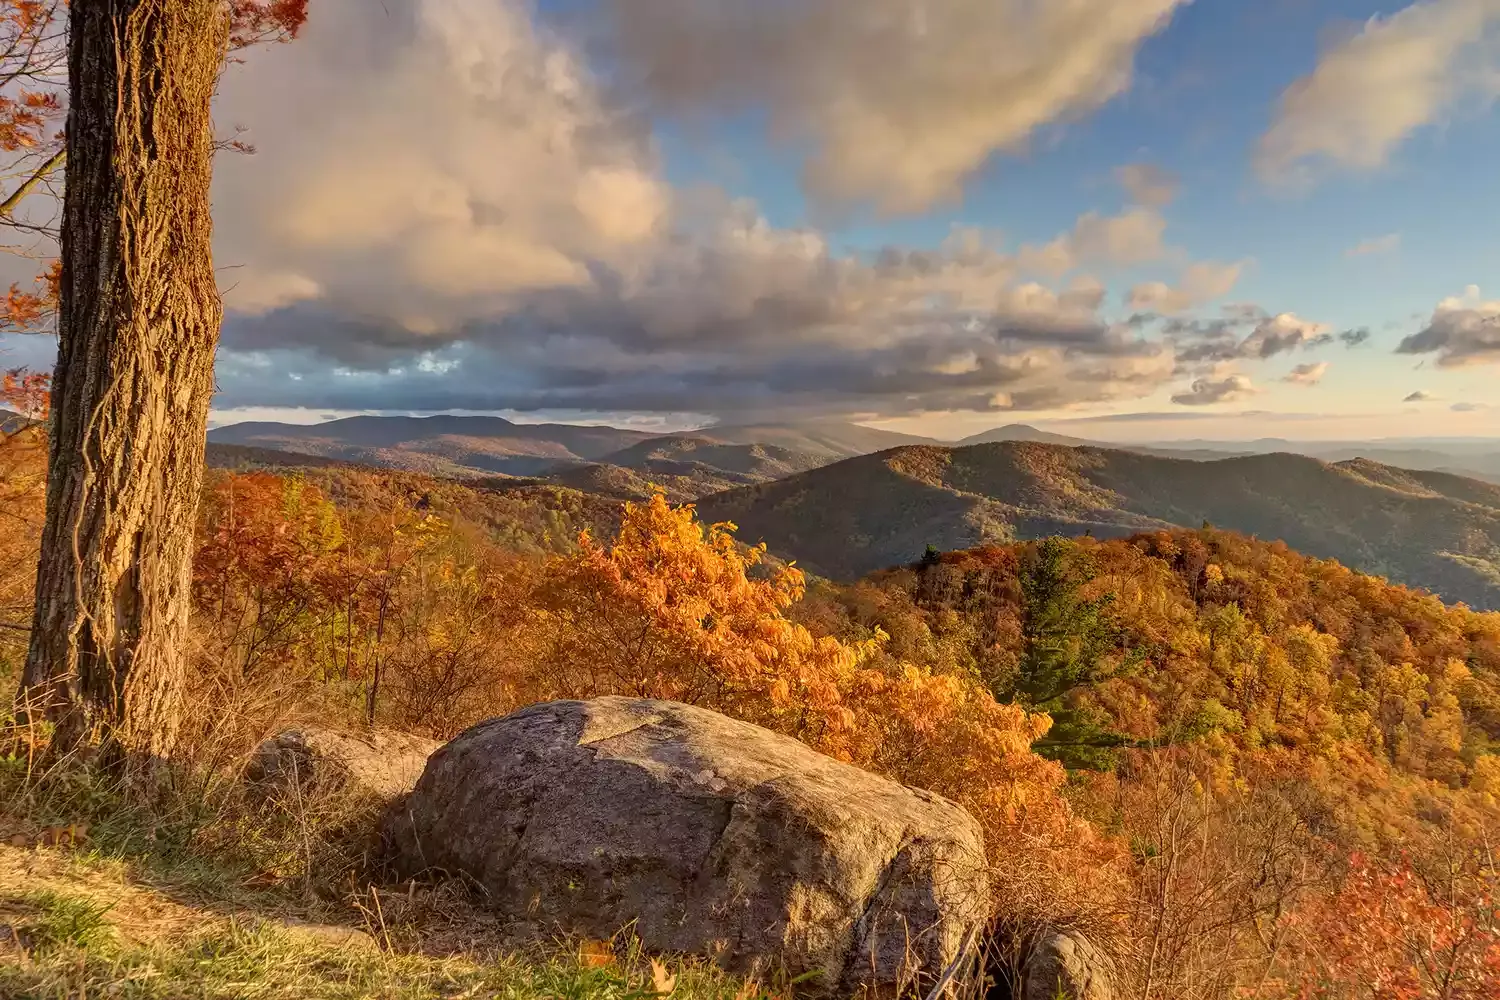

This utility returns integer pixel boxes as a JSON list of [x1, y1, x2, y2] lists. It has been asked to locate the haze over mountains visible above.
[[200, 412, 1500, 609]]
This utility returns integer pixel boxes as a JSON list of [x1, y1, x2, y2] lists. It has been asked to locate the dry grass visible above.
[[0, 769, 767, 1000], [0, 848, 760, 999]]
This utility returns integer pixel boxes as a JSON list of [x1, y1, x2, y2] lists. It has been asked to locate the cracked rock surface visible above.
[[383, 697, 989, 997]]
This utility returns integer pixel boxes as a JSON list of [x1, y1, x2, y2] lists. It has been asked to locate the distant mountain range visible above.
[[696, 442, 1500, 610], [199, 414, 1500, 608], [691, 421, 941, 457], [961, 423, 1500, 482], [958, 423, 1262, 462], [205, 416, 938, 498], [207, 415, 1500, 490], [207, 414, 660, 477]]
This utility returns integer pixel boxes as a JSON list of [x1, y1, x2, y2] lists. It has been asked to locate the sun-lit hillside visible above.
[[700, 441, 1500, 609]]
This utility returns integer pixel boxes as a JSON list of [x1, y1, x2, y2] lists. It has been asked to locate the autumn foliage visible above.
[[3, 394, 1500, 996], [0, 0, 309, 328], [527, 495, 1075, 848], [1266, 854, 1498, 999]]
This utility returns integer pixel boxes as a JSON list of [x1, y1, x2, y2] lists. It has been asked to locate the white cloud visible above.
[[1404, 389, 1438, 401], [596, 0, 1189, 213], [213, 0, 671, 332], [1018, 207, 1169, 276], [1171, 371, 1261, 406], [195, 0, 1213, 419], [1344, 233, 1401, 257], [1257, 0, 1500, 183], [1240, 313, 1334, 358], [1283, 361, 1329, 385], [1398, 284, 1500, 366], [1128, 261, 1243, 314], [38, 0, 1306, 422]]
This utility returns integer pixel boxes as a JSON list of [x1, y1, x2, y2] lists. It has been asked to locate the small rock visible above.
[[1021, 929, 1118, 1000], [247, 726, 440, 802]]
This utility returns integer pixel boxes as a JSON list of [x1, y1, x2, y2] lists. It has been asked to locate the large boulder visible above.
[[1020, 930, 1118, 1000], [247, 726, 440, 802], [383, 697, 990, 997]]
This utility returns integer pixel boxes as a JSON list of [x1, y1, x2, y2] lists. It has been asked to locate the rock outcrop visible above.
[[247, 726, 440, 802], [1021, 930, 1118, 1000], [384, 697, 989, 997]]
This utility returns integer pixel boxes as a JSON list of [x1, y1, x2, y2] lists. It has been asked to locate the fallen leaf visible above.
[[650, 957, 677, 995], [578, 938, 614, 968]]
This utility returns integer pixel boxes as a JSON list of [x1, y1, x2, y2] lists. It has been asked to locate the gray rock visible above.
[[247, 726, 440, 802], [383, 697, 989, 997], [1021, 930, 1117, 1000]]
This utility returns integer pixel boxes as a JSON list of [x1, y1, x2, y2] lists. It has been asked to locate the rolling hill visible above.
[[959, 422, 1255, 462], [1129, 435, 1500, 483], [204, 442, 363, 472], [958, 423, 1096, 447], [696, 441, 1500, 609]]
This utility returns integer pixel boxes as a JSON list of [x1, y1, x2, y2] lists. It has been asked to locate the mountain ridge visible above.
[[696, 440, 1500, 609]]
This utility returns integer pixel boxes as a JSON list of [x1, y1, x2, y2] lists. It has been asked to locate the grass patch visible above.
[[0, 902, 758, 999], [0, 842, 769, 1000], [0, 750, 772, 1000], [11, 889, 116, 954]]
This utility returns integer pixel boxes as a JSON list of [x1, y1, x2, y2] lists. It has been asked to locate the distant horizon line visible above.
[[201, 408, 1500, 448]]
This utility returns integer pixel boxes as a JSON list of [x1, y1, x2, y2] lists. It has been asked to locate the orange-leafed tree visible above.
[[17, 1, 307, 764], [192, 471, 344, 682], [532, 494, 1076, 850], [531, 493, 869, 736]]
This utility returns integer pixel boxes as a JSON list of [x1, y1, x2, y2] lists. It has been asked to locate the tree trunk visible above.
[[18, 0, 229, 762]]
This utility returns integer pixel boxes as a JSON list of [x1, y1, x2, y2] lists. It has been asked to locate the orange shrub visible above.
[[1275, 854, 1500, 999]]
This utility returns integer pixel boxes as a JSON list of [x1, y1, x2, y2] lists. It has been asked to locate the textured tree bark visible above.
[[18, 0, 229, 762]]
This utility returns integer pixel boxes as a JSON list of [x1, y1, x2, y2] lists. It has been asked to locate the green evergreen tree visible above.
[[1001, 536, 1139, 769]]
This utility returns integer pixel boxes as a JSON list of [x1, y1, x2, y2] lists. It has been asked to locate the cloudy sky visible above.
[[4, 0, 1500, 441]]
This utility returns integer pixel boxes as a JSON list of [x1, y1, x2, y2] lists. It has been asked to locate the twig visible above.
[[924, 923, 981, 1000], [0, 148, 65, 218]]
